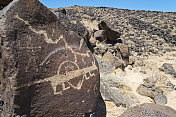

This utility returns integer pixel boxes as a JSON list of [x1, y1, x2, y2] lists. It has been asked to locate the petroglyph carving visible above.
[[14, 14, 98, 96], [18, 58, 97, 95], [14, 14, 63, 44]]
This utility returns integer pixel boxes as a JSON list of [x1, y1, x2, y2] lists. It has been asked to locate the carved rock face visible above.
[[0, 0, 100, 116]]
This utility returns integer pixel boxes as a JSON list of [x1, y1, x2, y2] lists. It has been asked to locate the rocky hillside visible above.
[[64, 6, 176, 56], [52, 6, 176, 117], [0, 1, 175, 116]]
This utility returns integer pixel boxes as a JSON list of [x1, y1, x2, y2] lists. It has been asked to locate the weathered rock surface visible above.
[[0, 0, 12, 9], [0, 0, 102, 116], [51, 8, 90, 44], [114, 43, 130, 64], [65, 6, 176, 56], [160, 63, 176, 77], [98, 21, 121, 43], [100, 80, 133, 107], [94, 30, 107, 42], [119, 103, 176, 117], [102, 51, 126, 69], [137, 85, 167, 105]]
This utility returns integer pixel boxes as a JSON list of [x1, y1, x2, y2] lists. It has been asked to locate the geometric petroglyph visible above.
[[18, 59, 98, 95], [14, 14, 98, 96], [14, 14, 63, 44]]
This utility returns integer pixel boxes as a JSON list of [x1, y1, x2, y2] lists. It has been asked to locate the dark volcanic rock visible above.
[[137, 85, 167, 105], [119, 103, 176, 117], [98, 21, 121, 43], [0, 0, 12, 9], [94, 30, 107, 42], [100, 80, 133, 107], [51, 8, 90, 44], [0, 0, 102, 116], [160, 63, 176, 77]]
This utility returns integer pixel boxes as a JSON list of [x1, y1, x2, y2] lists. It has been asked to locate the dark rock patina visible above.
[[51, 8, 90, 45], [0, 0, 102, 116], [98, 21, 121, 43], [0, 0, 12, 9], [160, 63, 176, 77], [119, 103, 176, 117]]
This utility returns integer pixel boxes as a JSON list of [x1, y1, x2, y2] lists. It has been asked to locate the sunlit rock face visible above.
[[0, 0, 102, 116]]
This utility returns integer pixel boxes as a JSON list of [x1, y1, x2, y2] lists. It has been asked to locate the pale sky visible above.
[[39, 0, 176, 12]]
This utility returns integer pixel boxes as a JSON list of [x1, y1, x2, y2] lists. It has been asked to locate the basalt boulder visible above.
[[98, 21, 121, 43], [0, 0, 103, 116], [160, 63, 176, 77], [119, 103, 176, 117], [94, 30, 107, 42]]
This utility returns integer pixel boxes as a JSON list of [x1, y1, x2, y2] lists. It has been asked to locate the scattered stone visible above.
[[94, 46, 107, 55], [115, 43, 129, 58], [100, 80, 133, 107], [119, 103, 176, 117], [0, 0, 103, 116], [154, 95, 167, 106], [129, 56, 144, 66], [143, 78, 155, 88], [137, 84, 167, 105], [160, 63, 176, 77], [102, 51, 126, 69], [140, 70, 147, 74]]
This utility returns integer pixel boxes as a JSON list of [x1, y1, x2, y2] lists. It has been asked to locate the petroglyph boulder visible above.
[[0, 0, 102, 116]]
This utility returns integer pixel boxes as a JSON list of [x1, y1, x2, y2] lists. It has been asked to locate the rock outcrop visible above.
[[160, 63, 176, 77], [50, 4, 176, 117], [98, 21, 121, 43], [65, 6, 176, 56], [0, 0, 103, 116], [119, 103, 176, 117], [137, 84, 167, 105]]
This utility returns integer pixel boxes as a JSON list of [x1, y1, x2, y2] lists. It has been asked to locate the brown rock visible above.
[[52, 8, 90, 45], [98, 21, 121, 43], [119, 103, 176, 117], [102, 51, 126, 70], [136, 85, 167, 105], [0, 0, 102, 116], [115, 43, 130, 64], [115, 43, 129, 58], [94, 30, 107, 42]]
